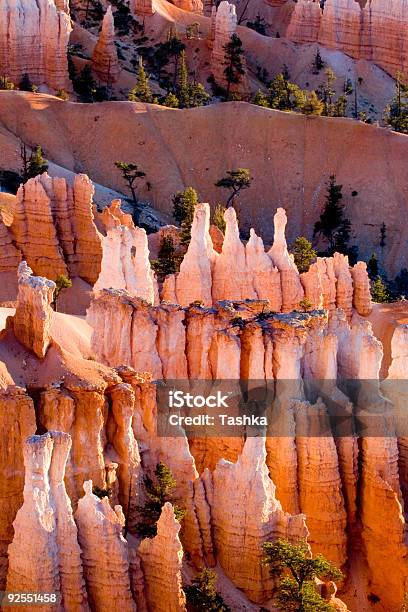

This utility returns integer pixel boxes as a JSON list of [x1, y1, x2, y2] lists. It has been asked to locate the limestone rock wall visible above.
[[9, 174, 102, 284], [286, 0, 408, 79], [0, 0, 71, 90], [92, 6, 120, 84], [6, 432, 88, 610], [8, 261, 55, 359]]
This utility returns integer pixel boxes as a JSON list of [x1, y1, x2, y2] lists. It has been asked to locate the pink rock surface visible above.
[[92, 6, 120, 84]]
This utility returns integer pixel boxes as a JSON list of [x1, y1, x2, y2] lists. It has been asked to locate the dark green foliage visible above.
[[246, 14, 267, 35], [74, 65, 97, 102], [370, 276, 390, 303], [115, 161, 146, 205], [367, 253, 379, 280], [129, 60, 153, 102], [313, 175, 353, 256], [163, 92, 179, 108], [175, 51, 210, 108], [0, 76, 15, 90], [252, 89, 268, 107], [290, 237, 317, 273], [313, 49, 325, 73], [172, 186, 198, 244], [184, 569, 231, 611], [212, 204, 227, 234], [92, 486, 112, 499], [136, 462, 185, 538], [151, 235, 179, 277], [19, 73, 37, 92], [262, 538, 343, 612], [385, 71, 408, 134], [395, 268, 408, 297], [26, 145, 48, 181], [344, 78, 353, 96], [380, 222, 387, 248], [0, 170, 21, 194], [52, 274, 72, 311], [222, 34, 245, 101], [215, 168, 252, 207]]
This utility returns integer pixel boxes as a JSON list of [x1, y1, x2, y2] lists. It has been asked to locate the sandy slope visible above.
[[0, 91, 407, 274]]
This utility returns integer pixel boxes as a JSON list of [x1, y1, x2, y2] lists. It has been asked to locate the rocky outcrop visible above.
[[210, 2, 238, 85], [0, 221, 21, 273], [94, 225, 158, 304], [285, 0, 408, 80], [206, 437, 308, 603], [6, 432, 88, 609], [7, 261, 55, 359], [132, 0, 155, 15], [0, 0, 71, 90], [75, 480, 135, 611], [92, 6, 120, 85], [10, 173, 102, 284], [0, 388, 36, 589], [138, 503, 186, 611], [351, 261, 372, 316], [171, 0, 203, 13]]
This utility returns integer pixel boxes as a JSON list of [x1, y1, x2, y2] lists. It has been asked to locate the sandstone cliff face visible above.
[[7, 432, 88, 610], [207, 437, 308, 603], [286, 0, 408, 79], [0, 0, 71, 90], [92, 6, 120, 84], [94, 225, 158, 304], [10, 173, 102, 284], [154, 204, 371, 317], [137, 503, 186, 611], [8, 261, 55, 359], [75, 480, 135, 611], [0, 388, 35, 589]]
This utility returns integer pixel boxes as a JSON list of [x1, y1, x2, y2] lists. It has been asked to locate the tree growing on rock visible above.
[[52, 275, 72, 311], [212, 204, 227, 234], [313, 175, 353, 257], [151, 235, 179, 277], [128, 59, 153, 103], [367, 253, 379, 280], [262, 538, 343, 612], [290, 237, 317, 273], [222, 34, 245, 101], [385, 71, 408, 134], [22, 144, 49, 182], [215, 168, 252, 208], [184, 569, 231, 611], [136, 461, 185, 538], [114, 161, 146, 206], [370, 276, 390, 303], [172, 186, 198, 244]]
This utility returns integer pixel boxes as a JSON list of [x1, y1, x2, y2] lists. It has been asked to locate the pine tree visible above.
[[252, 89, 268, 107], [136, 462, 185, 538], [212, 204, 226, 234], [151, 235, 179, 276], [163, 92, 179, 108], [246, 13, 267, 35], [262, 538, 343, 612], [371, 276, 389, 303], [176, 50, 190, 108], [188, 81, 210, 107], [114, 161, 146, 205], [290, 237, 317, 273], [380, 222, 387, 248], [52, 274, 72, 311], [320, 67, 336, 116], [185, 569, 231, 611], [367, 253, 379, 280], [385, 71, 408, 134], [26, 145, 48, 180], [129, 59, 153, 103], [299, 90, 324, 116], [313, 49, 325, 73], [223, 34, 245, 101], [313, 175, 352, 255], [172, 187, 198, 244], [75, 64, 96, 102], [215, 168, 251, 207], [0, 76, 15, 90], [395, 268, 408, 297]]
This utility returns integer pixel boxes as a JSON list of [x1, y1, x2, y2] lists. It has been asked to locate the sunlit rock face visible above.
[[0, 0, 71, 90]]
